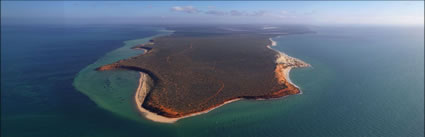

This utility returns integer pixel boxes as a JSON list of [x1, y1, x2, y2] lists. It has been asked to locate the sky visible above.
[[1, 1, 424, 25]]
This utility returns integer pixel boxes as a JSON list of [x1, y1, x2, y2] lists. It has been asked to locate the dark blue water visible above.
[[1, 24, 172, 137], [1, 24, 424, 137]]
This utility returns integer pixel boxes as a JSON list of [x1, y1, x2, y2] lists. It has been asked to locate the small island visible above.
[[97, 25, 312, 123]]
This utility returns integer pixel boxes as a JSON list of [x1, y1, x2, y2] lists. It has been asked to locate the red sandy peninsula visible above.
[[97, 26, 311, 123]]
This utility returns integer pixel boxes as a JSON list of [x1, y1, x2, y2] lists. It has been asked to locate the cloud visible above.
[[275, 10, 298, 18], [170, 6, 269, 17], [303, 10, 317, 16], [207, 6, 216, 9], [171, 6, 200, 13], [205, 10, 227, 16], [250, 10, 267, 16], [229, 10, 246, 16], [280, 10, 289, 15]]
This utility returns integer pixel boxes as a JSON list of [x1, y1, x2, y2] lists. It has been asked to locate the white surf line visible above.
[[268, 38, 311, 93]]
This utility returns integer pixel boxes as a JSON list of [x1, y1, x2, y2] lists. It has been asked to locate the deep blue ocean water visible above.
[[1, 24, 423, 137]]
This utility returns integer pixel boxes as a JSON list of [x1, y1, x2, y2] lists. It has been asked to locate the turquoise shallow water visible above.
[[2, 25, 424, 137], [266, 26, 424, 137], [73, 29, 172, 122]]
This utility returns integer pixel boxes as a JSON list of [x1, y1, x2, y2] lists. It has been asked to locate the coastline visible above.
[[73, 28, 175, 121], [134, 72, 241, 123], [133, 37, 310, 123], [268, 38, 310, 91]]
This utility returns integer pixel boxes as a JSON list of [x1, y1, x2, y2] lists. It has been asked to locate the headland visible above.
[[97, 25, 312, 123]]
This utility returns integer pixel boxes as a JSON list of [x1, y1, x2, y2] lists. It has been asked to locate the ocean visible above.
[[1, 24, 423, 137]]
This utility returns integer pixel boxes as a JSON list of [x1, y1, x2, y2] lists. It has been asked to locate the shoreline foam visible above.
[[133, 37, 310, 123]]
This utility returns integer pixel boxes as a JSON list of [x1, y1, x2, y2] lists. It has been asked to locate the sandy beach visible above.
[[134, 73, 241, 123], [269, 38, 310, 89]]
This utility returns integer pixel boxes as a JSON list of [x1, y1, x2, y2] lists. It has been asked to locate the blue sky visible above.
[[1, 1, 424, 25]]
